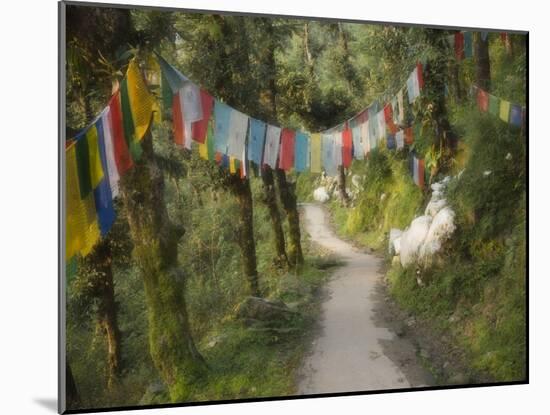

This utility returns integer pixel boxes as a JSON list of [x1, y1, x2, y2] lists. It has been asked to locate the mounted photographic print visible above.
[[59, 1, 528, 413]]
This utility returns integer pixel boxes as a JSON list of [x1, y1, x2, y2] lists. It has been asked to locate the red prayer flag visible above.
[[404, 127, 414, 145], [384, 104, 398, 134], [416, 62, 424, 90], [108, 92, 133, 174], [278, 128, 295, 171], [455, 32, 464, 60], [191, 90, 214, 144], [477, 88, 489, 112], [342, 128, 353, 168], [172, 91, 185, 146]]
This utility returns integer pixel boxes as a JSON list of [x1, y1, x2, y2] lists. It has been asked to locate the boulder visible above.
[[425, 198, 447, 217], [313, 186, 330, 203], [400, 215, 432, 267], [419, 206, 456, 262], [235, 297, 295, 323], [388, 228, 403, 256]]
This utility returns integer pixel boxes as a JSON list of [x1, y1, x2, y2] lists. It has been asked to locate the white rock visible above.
[[505, 153, 512, 161], [425, 198, 447, 217], [400, 215, 432, 267], [442, 176, 451, 184], [419, 206, 456, 262], [393, 237, 402, 255], [483, 170, 492, 177], [380, 193, 387, 201], [313, 187, 330, 203], [388, 228, 403, 255]]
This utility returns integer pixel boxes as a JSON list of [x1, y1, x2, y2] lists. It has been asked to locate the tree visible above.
[[119, 127, 206, 401]]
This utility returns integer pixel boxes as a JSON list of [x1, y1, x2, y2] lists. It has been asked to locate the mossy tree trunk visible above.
[[474, 32, 491, 91], [81, 239, 122, 390], [337, 165, 350, 207], [227, 176, 261, 296], [66, 363, 81, 409], [274, 169, 304, 268], [260, 166, 289, 269], [120, 130, 206, 401]]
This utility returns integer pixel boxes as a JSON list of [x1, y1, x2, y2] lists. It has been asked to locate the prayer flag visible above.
[[191, 90, 214, 143], [387, 134, 396, 150], [120, 78, 142, 160], [66, 143, 101, 258], [279, 128, 295, 171], [377, 110, 386, 141], [127, 60, 156, 142], [99, 108, 120, 198], [310, 133, 322, 173], [342, 127, 353, 168], [322, 134, 337, 176], [455, 32, 465, 60], [172, 90, 185, 146], [510, 104, 523, 127], [464, 32, 473, 58], [333, 131, 342, 169], [155, 53, 188, 93], [397, 89, 405, 123], [95, 119, 116, 236], [417, 62, 424, 89], [500, 99, 511, 122], [352, 125, 364, 160], [477, 88, 489, 112], [396, 130, 405, 150], [361, 120, 370, 156], [384, 104, 398, 134], [263, 125, 282, 169], [295, 132, 309, 172], [227, 109, 249, 158], [248, 118, 266, 165], [404, 126, 414, 145], [214, 101, 232, 153], [107, 93, 133, 174]]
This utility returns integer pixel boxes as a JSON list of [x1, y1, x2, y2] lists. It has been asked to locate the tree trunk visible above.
[[337, 165, 350, 207], [66, 363, 81, 409], [82, 239, 122, 390], [228, 176, 260, 296], [120, 129, 206, 402], [474, 32, 491, 91], [274, 169, 304, 268], [260, 166, 289, 269]]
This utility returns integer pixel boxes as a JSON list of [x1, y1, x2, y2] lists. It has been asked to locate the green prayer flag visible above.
[[120, 79, 142, 161]]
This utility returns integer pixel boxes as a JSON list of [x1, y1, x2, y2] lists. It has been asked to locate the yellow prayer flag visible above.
[[127, 59, 156, 141], [500, 99, 511, 122], [199, 142, 208, 160], [86, 126, 104, 189], [66, 144, 100, 258], [229, 156, 237, 174], [310, 133, 322, 173]]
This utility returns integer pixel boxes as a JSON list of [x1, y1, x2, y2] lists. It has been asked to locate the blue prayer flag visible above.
[[294, 132, 309, 172], [387, 134, 396, 150], [510, 104, 524, 127], [352, 125, 363, 160], [214, 101, 232, 154], [248, 118, 266, 165]]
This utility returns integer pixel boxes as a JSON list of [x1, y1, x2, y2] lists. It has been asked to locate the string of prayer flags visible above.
[[310, 133, 322, 173], [473, 85, 525, 128], [263, 125, 282, 169], [214, 100, 232, 153], [279, 128, 296, 171], [248, 118, 266, 165], [294, 132, 310, 172], [226, 108, 249, 158], [342, 127, 353, 168]]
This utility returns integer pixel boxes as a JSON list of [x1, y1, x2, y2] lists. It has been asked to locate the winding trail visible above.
[[298, 203, 433, 395]]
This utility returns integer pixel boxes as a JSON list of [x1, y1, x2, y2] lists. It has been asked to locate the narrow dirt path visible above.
[[298, 203, 433, 394]]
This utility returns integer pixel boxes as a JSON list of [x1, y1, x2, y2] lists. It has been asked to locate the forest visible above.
[[64, 4, 526, 411]]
